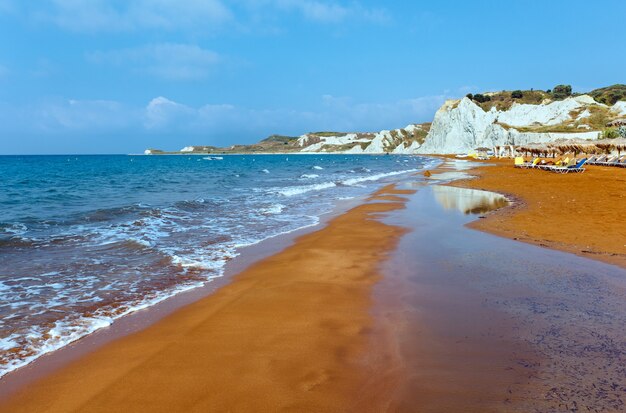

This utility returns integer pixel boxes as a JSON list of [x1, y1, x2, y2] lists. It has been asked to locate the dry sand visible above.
[[450, 159, 626, 269], [0, 186, 413, 413], [1, 160, 624, 412]]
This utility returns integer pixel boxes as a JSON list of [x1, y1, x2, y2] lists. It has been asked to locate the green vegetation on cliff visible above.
[[588, 84, 626, 105]]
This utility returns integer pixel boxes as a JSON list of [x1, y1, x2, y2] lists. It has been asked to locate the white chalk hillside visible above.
[[295, 95, 624, 155], [296, 124, 427, 154], [416, 96, 623, 154], [147, 90, 625, 155]]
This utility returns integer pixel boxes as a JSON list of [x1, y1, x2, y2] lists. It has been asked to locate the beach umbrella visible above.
[[548, 138, 599, 156], [596, 141, 615, 155], [604, 137, 626, 155]]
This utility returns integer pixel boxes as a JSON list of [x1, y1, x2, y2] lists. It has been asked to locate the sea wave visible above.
[[341, 168, 419, 186], [0, 154, 433, 379], [278, 182, 337, 197]]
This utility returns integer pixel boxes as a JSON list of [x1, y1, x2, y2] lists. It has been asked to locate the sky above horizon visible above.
[[0, 0, 625, 154]]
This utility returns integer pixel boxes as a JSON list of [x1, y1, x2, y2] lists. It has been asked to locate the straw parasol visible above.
[[596, 137, 626, 155], [607, 119, 626, 127], [550, 138, 601, 156], [517, 143, 554, 158]]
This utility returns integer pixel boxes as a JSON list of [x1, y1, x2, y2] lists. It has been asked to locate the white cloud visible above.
[[138, 93, 446, 138], [31, 0, 232, 32], [87, 43, 220, 80], [145, 96, 195, 129], [243, 0, 389, 24], [35, 98, 138, 131], [0, 92, 447, 152]]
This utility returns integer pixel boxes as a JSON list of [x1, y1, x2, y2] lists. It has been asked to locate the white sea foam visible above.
[[261, 203, 285, 215], [0, 156, 434, 379], [278, 182, 337, 197], [312, 165, 324, 170], [341, 169, 419, 186]]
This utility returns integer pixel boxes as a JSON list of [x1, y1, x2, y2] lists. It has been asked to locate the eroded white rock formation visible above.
[[417, 96, 603, 154]]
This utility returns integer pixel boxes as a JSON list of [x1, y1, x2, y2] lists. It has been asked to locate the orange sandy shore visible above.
[[448, 159, 626, 269], [0, 186, 413, 413], [1, 163, 624, 412]]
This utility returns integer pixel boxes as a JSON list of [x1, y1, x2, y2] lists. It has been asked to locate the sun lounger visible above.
[[537, 158, 569, 171], [610, 156, 626, 167], [549, 158, 587, 173], [514, 157, 540, 168], [597, 155, 618, 166], [588, 155, 606, 165]]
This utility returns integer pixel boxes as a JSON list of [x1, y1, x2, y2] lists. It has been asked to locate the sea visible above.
[[0, 154, 437, 377]]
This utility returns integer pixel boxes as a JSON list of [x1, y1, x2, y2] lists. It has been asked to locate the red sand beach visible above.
[[1, 162, 625, 412]]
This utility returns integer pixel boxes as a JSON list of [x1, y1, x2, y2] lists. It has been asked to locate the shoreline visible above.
[[443, 157, 626, 269], [1, 157, 624, 411], [0, 190, 369, 397], [0, 184, 416, 412], [0, 155, 436, 385]]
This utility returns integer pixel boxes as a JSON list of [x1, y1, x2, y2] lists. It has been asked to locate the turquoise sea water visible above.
[[0, 154, 436, 377]]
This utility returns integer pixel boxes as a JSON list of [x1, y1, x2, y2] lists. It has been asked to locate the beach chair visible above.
[[513, 157, 525, 168], [551, 158, 587, 174], [599, 155, 618, 166], [514, 157, 539, 169], [537, 157, 564, 171], [526, 158, 541, 168], [540, 158, 574, 172], [609, 155, 626, 167], [588, 155, 606, 165]]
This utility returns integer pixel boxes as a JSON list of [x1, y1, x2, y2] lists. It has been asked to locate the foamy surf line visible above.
[[0, 155, 438, 380], [278, 168, 421, 197], [0, 215, 328, 379]]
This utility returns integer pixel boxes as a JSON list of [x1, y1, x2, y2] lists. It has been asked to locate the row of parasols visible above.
[[492, 137, 626, 158]]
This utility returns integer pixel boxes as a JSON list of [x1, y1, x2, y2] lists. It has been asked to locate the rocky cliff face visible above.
[[415, 95, 618, 154], [294, 94, 625, 155], [296, 124, 428, 154], [147, 91, 626, 155]]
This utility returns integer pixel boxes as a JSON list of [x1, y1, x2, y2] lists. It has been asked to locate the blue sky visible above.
[[0, 0, 625, 154]]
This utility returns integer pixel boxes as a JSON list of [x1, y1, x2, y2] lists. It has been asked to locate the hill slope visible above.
[[146, 85, 626, 155]]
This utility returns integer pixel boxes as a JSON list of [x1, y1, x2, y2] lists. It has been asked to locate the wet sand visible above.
[[449, 158, 626, 268], [0, 186, 413, 413], [1, 162, 625, 412], [371, 181, 626, 412]]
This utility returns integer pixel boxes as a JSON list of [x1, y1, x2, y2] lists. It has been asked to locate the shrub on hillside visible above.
[[472, 93, 491, 103], [602, 127, 619, 139], [552, 84, 572, 99], [597, 91, 626, 105], [511, 90, 523, 99], [466, 93, 473, 100]]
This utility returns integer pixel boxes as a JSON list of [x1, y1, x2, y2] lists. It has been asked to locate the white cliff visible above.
[[611, 101, 626, 116], [417, 95, 604, 154], [297, 124, 427, 154]]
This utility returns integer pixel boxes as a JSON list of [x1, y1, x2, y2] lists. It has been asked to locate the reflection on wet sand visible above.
[[432, 185, 509, 215], [373, 184, 626, 412]]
